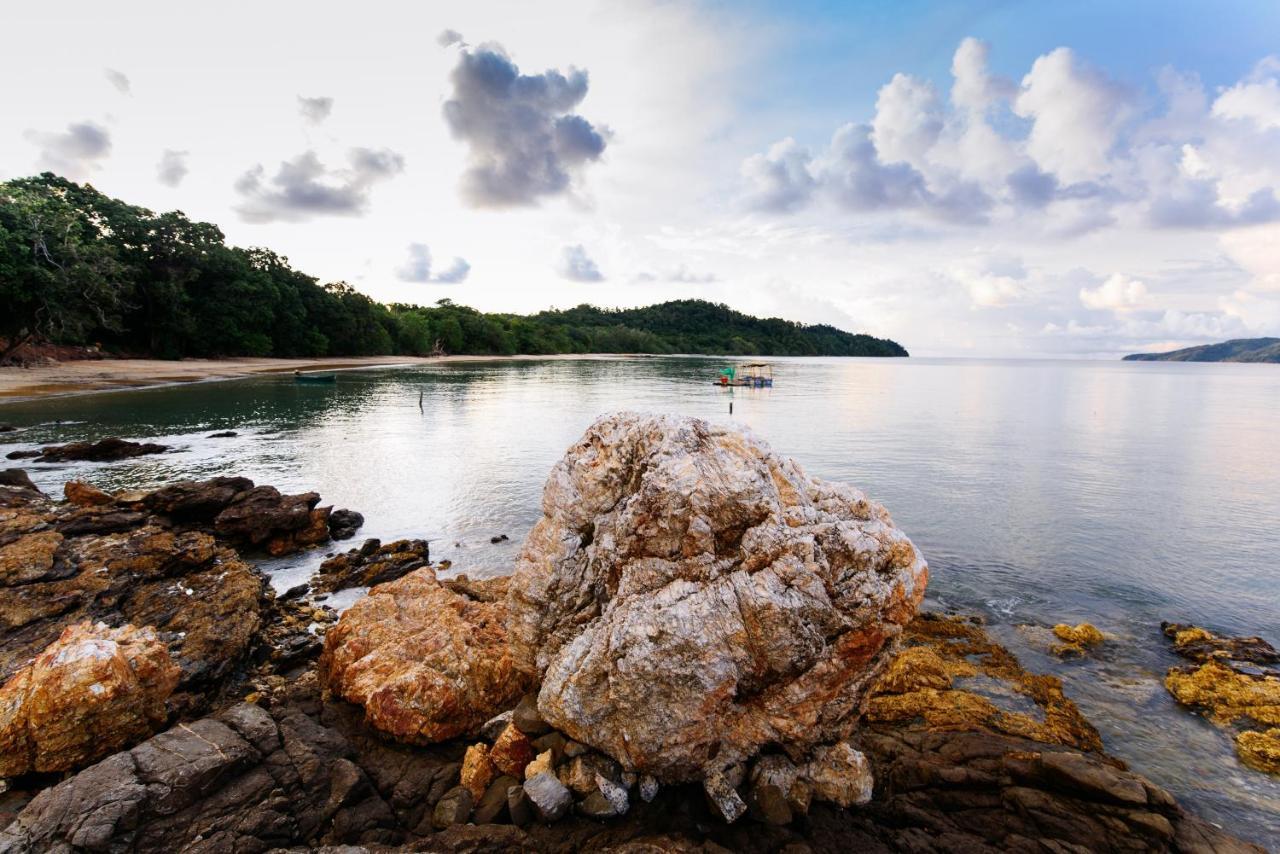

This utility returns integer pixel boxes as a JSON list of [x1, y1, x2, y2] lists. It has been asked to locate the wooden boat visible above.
[[716, 362, 773, 387], [294, 371, 337, 384]]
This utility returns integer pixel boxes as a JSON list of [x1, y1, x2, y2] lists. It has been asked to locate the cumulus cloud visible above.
[[741, 138, 815, 212], [396, 243, 471, 283], [104, 68, 130, 95], [442, 42, 608, 207], [556, 244, 604, 281], [1080, 273, 1148, 311], [950, 37, 1013, 114], [946, 255, 1029, 307], [234, 147, 404, 223], [872, 74, 943, 169], [1212, 58, 1280, 131], [25, 121, 111, 179], [298, 96, 334, 124], [156, 149, 189, 187]]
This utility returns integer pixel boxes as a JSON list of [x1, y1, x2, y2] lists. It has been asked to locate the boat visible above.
[[294, 371, 337, 384], [716, 362, 773, 387]]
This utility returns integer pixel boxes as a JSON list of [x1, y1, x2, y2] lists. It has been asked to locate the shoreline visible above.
[[0, 354, 631, 403]]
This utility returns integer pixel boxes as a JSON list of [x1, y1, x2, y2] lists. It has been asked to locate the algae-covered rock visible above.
[[1052, 621, 1105, 656]]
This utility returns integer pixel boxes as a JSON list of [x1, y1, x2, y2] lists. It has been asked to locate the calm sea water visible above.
[[3, 356, 1278, 844]]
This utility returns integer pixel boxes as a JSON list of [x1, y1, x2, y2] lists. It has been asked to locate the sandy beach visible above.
[[0, 354, 620, 402]]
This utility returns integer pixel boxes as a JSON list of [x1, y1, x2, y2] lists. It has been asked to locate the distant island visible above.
[[1123, 338, 1280, 363], [0, 174, 906, 362]]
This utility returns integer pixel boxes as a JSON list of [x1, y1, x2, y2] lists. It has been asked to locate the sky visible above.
[[3, 0, 1280, 358]]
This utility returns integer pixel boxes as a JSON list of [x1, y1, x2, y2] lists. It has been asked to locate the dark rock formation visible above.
[[311, 538, 427, 594], [7, 437, 169, 462], [328, 508, 364, 540]]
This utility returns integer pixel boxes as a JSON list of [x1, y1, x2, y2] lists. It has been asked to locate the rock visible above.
[[638, 774, 660, 803], [474, 774, 517, 823], [0, 530, 67, 585], [531, 731, 567, 764], [702, 768, 747, 823], [803, 742, 873, 807], [0, 622, 180, 776], [512, 691, 550, 735], [0, 424, 15, 432], [63, 480, 113, 507], [27, 437, 169, 462], [142, 476, 254, 520], [280, 582, 311, 601], [328, 508, 364, 540], [320, 567, 534, 744], [3, 450, 40, 460], [525, 749, 555, 780], [749, 755, 809, 815], [213, 484, 323, 547], [1237, 728, 1280, 774], [562, 739, 589, 758], [507, 413, 929, 782], [490, 534, 509, 544], [481, 709, 515, 742], [491, 723, 535, 778], [0, 469, 39, 495], [432, 785, 475, 828], [592, 773, 630, 816], [1161, 621, 1280, 665], [506, 784, 534, 826], [873, 643, 951, 693], [461, 743, 497, 800], [312, 538, 429, 594], [559, 752, 622, 796], [746, 783, 792, 826], [523, 772, 572, 822], [207, 430, 238, 438], [1052, 622, 1105, 656]]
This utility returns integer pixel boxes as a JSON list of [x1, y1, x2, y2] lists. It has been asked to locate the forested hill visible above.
[[0, 174, 906, 360], [1123, 338, 1280, 363]]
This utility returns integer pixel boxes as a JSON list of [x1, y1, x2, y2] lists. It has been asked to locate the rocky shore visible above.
[[0, 414, 1270, 852]]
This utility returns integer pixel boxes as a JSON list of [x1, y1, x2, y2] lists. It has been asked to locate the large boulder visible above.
[[321, 568, 535, 744], [506, 413, 929, 782], [0, 622, 180, 776]]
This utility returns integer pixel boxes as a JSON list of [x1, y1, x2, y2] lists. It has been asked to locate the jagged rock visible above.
[[213, 484, 321, 545], [481, 709, 515, 742], [507, 413, 929, 783], [559, 753, 622, 797], [207, 430, 238, 438], [1237, 728, 1280, 773], [21, 437, 169, 463], [320, 567, 534, 744], [513, 691, 550, 736], [0, 469, 40, 499], [141, 476, 254, 520], [461, 743, 497, 800], [474, 774, 517, 824], [0, 530, 66, 585], [532, 731, 567, 765], [506, 784, 534, 826], [523, 772, 572, 822], [591, 773, 631, 817], [802, 742, 873, 808], [1053, 621, 1106, 657], [491, 723, 535, 778], [748, 755, 809, 816], [0, 622, 180, 776], [638, 774, 660, 803], [702, 768, 747, 823], [432, 786, 475, 828], [312, 538, 429, 594], [328, 508, 364, 540], [525, 749, 555, 780], [1162, 621, 1280, 666], [63, 480, 113, 507]]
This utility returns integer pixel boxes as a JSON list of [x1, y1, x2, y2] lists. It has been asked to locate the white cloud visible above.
[[556, 244, 604, 281], [24, 121, 111, 179], [871, 73, 942, 169], [1080, 273, 1148, 311], [1212, 58, 1280, 131]]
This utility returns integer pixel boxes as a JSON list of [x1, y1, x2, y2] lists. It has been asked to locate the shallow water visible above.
[[3, 355, 1278, 844]]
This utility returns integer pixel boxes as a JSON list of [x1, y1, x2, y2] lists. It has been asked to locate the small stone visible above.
[[513, 692, 550, 736], [1053, 622, 1105, 647], [491, 723, 535, 778], [620, 771, 637, 789], [562, 740, 589, 758], [525, 749, 555, 781], [207, 431, 238, 438], [577, 791, 619, 819], [747, 782, 793, 826], [432, 785, 474, 828], [481, 710, 515, 742], [639, 774, 660, 802], [703, 768, 747, 823], [531, 731, 567, 764], [507, 784, 533, 826], [559, 753, 621, 796], [461, 743, 497, 800], [594, 772, 630, 816], [473, 774, 518, 824], [523, 772, 572, 822], [279, 583, 310, 601], [804, 742, 873, 808]]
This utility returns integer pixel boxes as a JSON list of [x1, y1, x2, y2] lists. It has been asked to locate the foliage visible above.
[[0, 175, 908, 360]]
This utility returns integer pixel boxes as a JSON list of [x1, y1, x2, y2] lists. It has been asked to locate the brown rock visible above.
[[474, 774, 518, 824], [802, 741, 873, 808], [32, 437, 168, 463], [63, 481, 113, 507], [1237, 728, 1280, 773], [525, 749, 555, 780], [312, 538, 430, 594], [0, 530, 67, 585], [432, 785, 475, 828], [213, 484, 322, 547], [1052, 622, 1105, 656], [461, 743, 497, 800], [0, 621, 180, 776], [141, 476, 254, 520], [320, 567, 534, 744], [491, 722, 535, 778], [507, 413, 929, 782]]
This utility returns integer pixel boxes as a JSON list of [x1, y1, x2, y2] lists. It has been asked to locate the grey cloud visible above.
[[156, 149, 189, 187], [437, 29, 464, 48], [557, 245, 604, 281], [234, 147, 405, 223], [26, 122, 111, 178], [442, 43, 608, 207], [1149, 183, 1280, 228], [396, 243, 471, 283], [104, 68, 130, 95], [633, 265, 718, 284], [741, 138, 815, 212], [1006, 164, 1057, 208], [298, 96, 334, 124]]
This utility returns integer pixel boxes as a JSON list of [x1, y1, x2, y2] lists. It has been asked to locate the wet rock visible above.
[[461, 743, 497, 800], [3, 451, 40, 460], [142, 475, 254, 520], [213, 484, 322, 547], [0, 622, 180, 776], [280, 582, 311, 601], [62, 480, 113, 507], [523, 772, 572, 822], [432, 785, 475, 828], [0, 469, 39, 495], [1161, 621, 1280, 666], [1237, 727, 1280, 774], [1052, 622, 1106, 657], [24, 437, 169, 462], [207, 430, 238, 438], [491, 722, 535, 778], [508, 413, 929, 782], [474, 774, 517, 823], [328, 508, 364, 540], [320, 567, 534, 744], [490, 534, 509, 544], [312, 538, 429, 594], [513, 691, 550, 736]]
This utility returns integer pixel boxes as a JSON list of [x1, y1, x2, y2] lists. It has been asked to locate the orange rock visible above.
[[490, 723, 535, 778], [63, 481, 114, 507], [320, 567, 534, 744], [461, 743, 496, 800], [0, 530, 63, 585], [0, 621, 180, 776]]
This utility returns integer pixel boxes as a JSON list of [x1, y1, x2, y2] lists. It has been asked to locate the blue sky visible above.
[[3, 0, 1280, 357]]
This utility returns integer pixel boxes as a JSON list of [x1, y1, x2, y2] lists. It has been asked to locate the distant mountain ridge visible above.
[[1123, 338, 1280, 363]]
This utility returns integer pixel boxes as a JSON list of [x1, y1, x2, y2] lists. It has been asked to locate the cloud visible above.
[[1212, 58, 1280, 131], [556, 244, 604, 281], [437, 29, 464, 48], [741, 138, 815, 212], [872, 73, 943, 169], [633, 264, 718, 284], [104, 68, 131, 95], [25, 121, 111, 179], [234, 147, 404, 223], [442, 42, 608, 207], [156, 149, 189, 187], [1080, 273, 1148, 311], [396, 243, 471, 283], [946, 254, 1029, 307], [950, 37, 1014, 114], [298, 96, 334, 124]]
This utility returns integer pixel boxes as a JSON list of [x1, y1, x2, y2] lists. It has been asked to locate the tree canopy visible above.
[[0, 174, 907, 360]]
